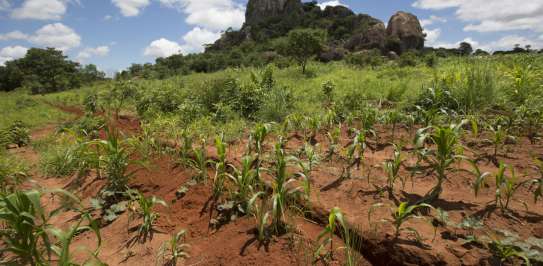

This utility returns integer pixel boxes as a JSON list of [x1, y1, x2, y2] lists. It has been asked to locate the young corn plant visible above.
[[186, 138, 211, 183], [177, 129, 193, 166], [384, 110, 405, 143], [296, 143, 319, 201], [369, 201, 433, 242], [488, 238, 531, 266], [414, 121, 466, 203], [431, 208, 451, 241], [469, 160, 491, 197], [346, 129, 367, 178], [383, 144, 404, 194], [0, 189, 101, 265], [305, 115, 322, 144], [249, 123, 272, 156], [212, 134, 228, 200], [493, 163, 528, 213], [157, 230, 190, 266], [389, 202, 433, 240], [248, 192, 270, 244], [49, 212, 102, 266], [515, 105, 542, 144], [531, 159, 543, 203], [485, 124, 509, 165], [325, 125, 341, 160], [323, 109, 338, 130], [249, 123, 272, 183], [129, 190, 167, 242], [227, 156, 257, 214], [314, 207, 349, 262], [93, 127, 141, 194], [270, 141, 301, 233], [0, 189, 54, 265]]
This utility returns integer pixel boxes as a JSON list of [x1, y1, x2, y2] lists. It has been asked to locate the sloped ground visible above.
[[10, 106, 543, 265]]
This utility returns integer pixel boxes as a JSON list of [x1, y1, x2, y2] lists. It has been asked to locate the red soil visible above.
[[13, 107, 543, 265]]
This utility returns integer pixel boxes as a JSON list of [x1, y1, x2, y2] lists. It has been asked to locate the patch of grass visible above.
[[0, 90, 73, 129]]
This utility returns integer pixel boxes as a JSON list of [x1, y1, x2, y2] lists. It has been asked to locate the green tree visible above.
[[79, 64, 106, 84], [0, 48, 82, 93], [458, 42, 473, 56], [285, 29, 326, 73]]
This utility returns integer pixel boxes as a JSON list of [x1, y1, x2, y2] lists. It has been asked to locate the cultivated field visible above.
[[1, 55, 543, 265]]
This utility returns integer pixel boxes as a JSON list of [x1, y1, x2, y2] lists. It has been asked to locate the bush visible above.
[[58, 115, 105, 138], [1, 121, 30, 147], [425, 53, 438, 68], [40, 144, 80, 177], [346, 49, 383, 68], [135, 84, 185, 118], [177, 100, 207, 125], [399, 51, 418, 67], [258, 85, 294, 122]]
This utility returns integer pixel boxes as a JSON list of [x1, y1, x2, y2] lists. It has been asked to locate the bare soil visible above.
[[12, 106, 543, 266]]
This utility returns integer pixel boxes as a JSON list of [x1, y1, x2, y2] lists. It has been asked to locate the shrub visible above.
[[399, 51, 418, 67], [135, 84, 185, 118], [1, 121, 30, 147], [258, 85, 294, 122], [346, 49, 383, 68], [425, 53, 438, 68]]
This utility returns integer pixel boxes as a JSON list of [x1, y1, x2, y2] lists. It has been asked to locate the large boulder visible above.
[[245, 0, 303, 26], [344, 22, 386, 51], [386, 11, 425, 54]]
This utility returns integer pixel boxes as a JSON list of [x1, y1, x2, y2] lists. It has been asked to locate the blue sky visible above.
[[1, 0, 542, 75]]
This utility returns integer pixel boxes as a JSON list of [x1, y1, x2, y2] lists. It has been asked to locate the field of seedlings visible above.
[[1, 55, 543, 265]]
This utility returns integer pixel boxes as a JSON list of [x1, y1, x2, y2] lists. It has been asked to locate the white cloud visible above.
[[30, 23, 81, 51], [0, 23, 81, 52], [158, 0, 245, 31], [103, 15, 113, 21], [112, 0, 150, 17], [317, 1, 348, 10], [482, 35, 542, 51], [11, 0, 68, 20], [144, 26, 224, 58], [77, 45, 110, 62], [413, 0, 543, 33], [0, 31, 30, 41], [0, 45, 28, 66], [420, 15, 447, 27], [0, 0, 11, 11], [180, 27, 221, 53], [412, 0, 461, 9], [427, 34, 542, 52], [424, 28, 441, 46], [144, 38, 182, 58]]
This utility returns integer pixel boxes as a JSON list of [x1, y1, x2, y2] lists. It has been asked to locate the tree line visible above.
[[0, 48, 106, 94]]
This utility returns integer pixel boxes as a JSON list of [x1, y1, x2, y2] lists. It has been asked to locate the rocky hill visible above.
[[207, 0, 425, 56]]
